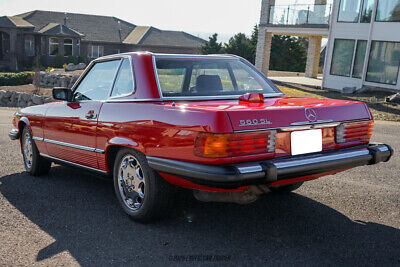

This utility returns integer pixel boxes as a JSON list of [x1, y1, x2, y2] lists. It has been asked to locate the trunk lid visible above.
[[174, 97, 371, 131]]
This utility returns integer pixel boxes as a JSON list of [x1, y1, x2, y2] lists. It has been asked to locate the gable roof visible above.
[[123, 26, 151, 44], [139, 28, 206, 47], [38, 23, 83, 37], [13, 10, 205, 48], [16, 10, 135, 43], [0, 16, 34, 28]]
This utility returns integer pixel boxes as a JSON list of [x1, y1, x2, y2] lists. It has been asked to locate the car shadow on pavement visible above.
[[1, 165, 399, 266]]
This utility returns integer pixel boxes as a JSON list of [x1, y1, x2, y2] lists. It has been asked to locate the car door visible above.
[[44, 58, 122, 169]]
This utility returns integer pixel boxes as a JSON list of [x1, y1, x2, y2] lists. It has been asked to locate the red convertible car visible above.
[[9, 52, 393, 221]]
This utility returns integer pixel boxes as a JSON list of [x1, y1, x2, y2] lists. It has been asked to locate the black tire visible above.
[[270, 182, 303, 193], [21, 126, 51, 176], [113, 148, 175, 222]]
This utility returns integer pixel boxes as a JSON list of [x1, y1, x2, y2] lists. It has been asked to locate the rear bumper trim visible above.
[[147, 144, 393, 189]]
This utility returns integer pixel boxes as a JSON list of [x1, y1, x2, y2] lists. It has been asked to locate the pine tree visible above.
[[200, 33, 223, 54]]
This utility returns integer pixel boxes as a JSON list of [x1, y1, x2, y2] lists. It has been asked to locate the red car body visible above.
[[10, 52, 393, 195]]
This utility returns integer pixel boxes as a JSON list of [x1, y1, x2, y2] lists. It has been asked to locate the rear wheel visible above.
[[21, 126, 51, 176], [270, 182, 303, 193], [113, 148, 175, 222]]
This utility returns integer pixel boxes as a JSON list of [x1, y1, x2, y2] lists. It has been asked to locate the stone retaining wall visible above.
[[40, 72, 80, 89], [0, 90, 53, 108]]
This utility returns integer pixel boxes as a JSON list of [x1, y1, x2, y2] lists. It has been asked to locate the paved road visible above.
[[0, 107, 399, 266]]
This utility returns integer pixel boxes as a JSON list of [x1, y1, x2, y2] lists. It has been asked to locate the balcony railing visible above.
[[269, 4, 332, 25]]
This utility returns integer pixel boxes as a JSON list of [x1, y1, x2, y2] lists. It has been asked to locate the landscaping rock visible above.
[[65, 63, 77, 72], [4, 90, 12, 98], [31, 94, 44, 105], [77, 63, 87, 70], [388, 93, 400, 103]]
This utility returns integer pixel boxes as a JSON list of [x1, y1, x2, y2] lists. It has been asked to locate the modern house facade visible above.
[[256, 0, 400, 92], [256, 0, 332, 79], [323, 0, 400, 92], [0, 10, 205, 71]]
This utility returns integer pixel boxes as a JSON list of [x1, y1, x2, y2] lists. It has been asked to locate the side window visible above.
[[74, 60, 121, 101], [111, 58, 134, 97]]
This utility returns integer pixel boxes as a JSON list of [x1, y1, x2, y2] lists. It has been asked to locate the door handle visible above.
[[85, 110, 97, 119]]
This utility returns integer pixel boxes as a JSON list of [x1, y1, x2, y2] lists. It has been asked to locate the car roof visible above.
[[95, 51, 239, 61]]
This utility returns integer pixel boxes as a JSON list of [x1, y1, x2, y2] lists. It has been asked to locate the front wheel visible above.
[[113, 148, 175, 222], [21, 126, 51, 176]]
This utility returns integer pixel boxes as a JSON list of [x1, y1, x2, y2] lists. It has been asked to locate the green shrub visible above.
[[67, 55, 76, 64], [77, 56, 85, 64], [54, 55, 64, 68], [0, 72, 34, 86]]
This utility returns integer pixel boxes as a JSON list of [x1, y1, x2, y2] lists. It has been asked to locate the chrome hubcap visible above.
[[22, 132, 33, 169], [118, 155, 146, 210]]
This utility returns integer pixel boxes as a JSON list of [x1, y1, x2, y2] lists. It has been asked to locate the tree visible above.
[[224, 33, 254, 63], [270, 35, 307, 72], [201, 33, 223, 54]]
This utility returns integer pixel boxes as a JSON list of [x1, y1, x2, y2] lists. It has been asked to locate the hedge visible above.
[[0, 72, 34, 86]]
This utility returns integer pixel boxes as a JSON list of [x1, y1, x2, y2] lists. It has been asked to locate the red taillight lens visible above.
[[335, 120, 373, 144], [194, 131, 276, 158]]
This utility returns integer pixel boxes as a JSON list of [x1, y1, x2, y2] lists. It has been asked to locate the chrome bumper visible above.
[[147, 144, 393, 188]]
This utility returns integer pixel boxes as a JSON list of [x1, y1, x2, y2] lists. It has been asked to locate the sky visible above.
[[0, 0, 266, 43]]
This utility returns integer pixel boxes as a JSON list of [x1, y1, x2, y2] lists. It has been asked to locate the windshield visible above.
[[155, 57, 280, 97]]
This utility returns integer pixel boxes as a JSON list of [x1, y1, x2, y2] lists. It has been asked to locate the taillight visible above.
[[335, 120, 373, 144], [194, 131, 276, 158]]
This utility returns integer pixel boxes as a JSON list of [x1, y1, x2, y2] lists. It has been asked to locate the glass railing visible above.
[[269, 4, 332, 25]]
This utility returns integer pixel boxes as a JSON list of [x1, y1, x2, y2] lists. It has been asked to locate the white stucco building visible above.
[[323, 0, 400, 92], [256, 0, 400, 92]]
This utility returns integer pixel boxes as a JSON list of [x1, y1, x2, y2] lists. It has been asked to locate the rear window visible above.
[[155, 57, 278, 97]]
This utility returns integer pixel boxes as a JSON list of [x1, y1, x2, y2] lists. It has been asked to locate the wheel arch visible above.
[[104, 137, 146, 175], [17, 117, 31, 145]]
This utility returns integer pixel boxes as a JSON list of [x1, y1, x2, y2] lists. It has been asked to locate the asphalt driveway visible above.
[[0, 108, 399, 266]]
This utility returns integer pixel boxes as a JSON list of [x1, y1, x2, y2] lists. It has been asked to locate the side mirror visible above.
[[52, 87, 73, 102]]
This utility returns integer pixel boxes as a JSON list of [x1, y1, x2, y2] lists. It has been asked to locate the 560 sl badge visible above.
[[239, 118, 272, 127]]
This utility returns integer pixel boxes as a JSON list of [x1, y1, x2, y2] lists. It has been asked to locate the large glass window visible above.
[[330, 39, 356, 77], [74, 60, 121, 101], [155, 58, 277, 97], [24, 35, 35, 56], [338, 0, 362, 22], [64, 38, 73, 56], [376, 0, 400, 21], [361, 0, 374, 22], [49, 37, 59, 56], [366, 41, 400, 85], [352, 40, 367, 78], [91, 45, 104, 58], [111, 58, 134, 97]]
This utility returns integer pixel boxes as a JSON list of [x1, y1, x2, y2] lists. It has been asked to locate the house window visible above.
[[49, 37, 59, 56], [330, 39, 356, 77], [338, 0, 362, 22], [24, 35, 35, 56], [64, 38, 73, 56], [376, 0, 400, 22], [352, 40, 367, 79], [41, 37, 46, 55], [360, 0, 374, 22], [91, 45, 104, 58], [366, 41, 400, 85]]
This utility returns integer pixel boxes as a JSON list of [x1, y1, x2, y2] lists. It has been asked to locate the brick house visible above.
[[0, 10, 206, 71]]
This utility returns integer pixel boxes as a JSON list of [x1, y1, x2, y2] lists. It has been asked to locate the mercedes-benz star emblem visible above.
[[305, 108, 317, 122]]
